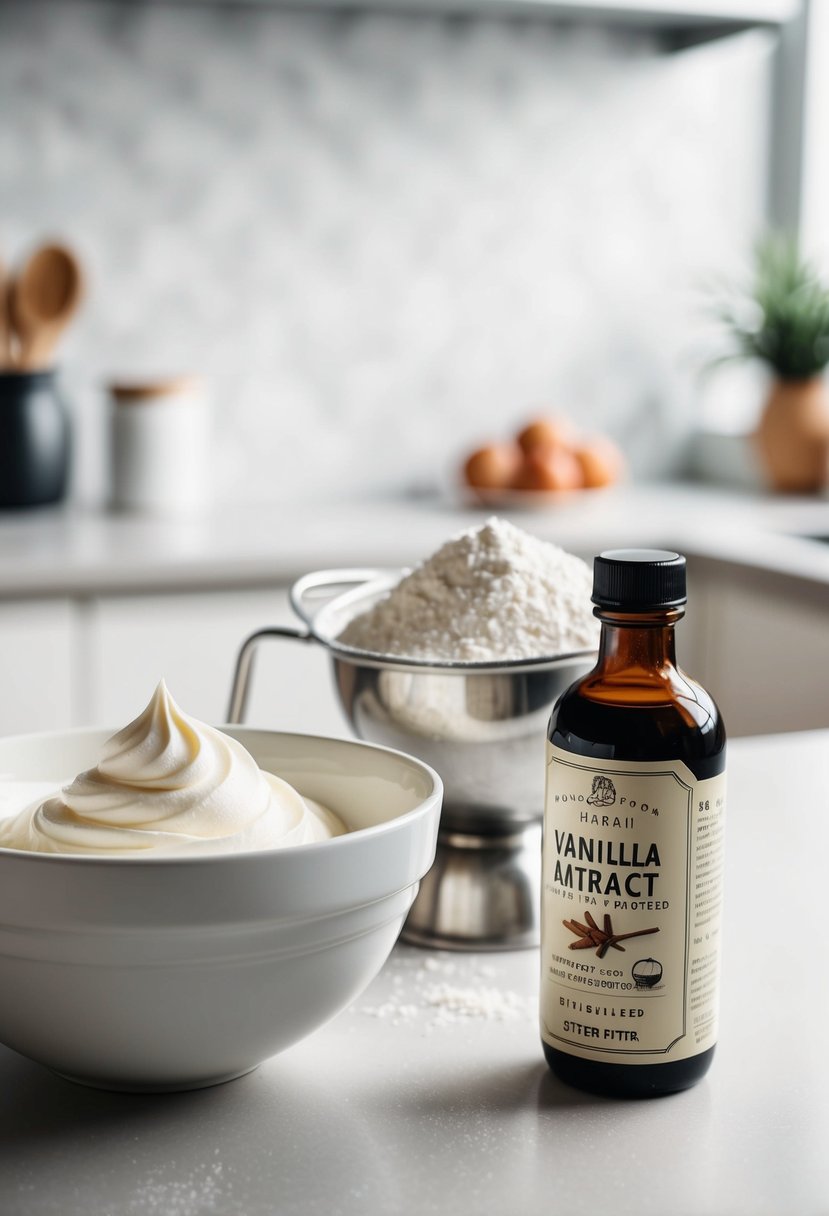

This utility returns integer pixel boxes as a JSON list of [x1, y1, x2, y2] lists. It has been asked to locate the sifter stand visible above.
[[401, 816, 542, 951]]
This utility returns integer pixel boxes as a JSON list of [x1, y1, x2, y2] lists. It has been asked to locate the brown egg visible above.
[[573, 436, 624, 488], [516, 416, 577, 454], [512, 446, 584, 492], [463, 443, 522, 490]]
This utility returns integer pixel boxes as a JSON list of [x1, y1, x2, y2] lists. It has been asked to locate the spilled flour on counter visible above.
[[126, 1158, 234, 1216], [354, 954, 534, 1030], [338, 517, 598, 662]]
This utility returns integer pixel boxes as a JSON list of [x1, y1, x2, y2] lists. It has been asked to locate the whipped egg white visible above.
[[0, 681, 345, 856]]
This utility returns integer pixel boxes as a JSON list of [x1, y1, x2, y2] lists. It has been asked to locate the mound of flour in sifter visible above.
[[338, 518, 598, 662]]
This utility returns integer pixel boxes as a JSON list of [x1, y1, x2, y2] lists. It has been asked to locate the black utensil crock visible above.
[[0, 370, 71, 508]]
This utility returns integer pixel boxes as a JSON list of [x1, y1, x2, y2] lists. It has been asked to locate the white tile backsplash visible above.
[[0, 1, 772, 505]]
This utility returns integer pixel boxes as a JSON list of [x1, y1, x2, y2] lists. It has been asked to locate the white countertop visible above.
[[0, 729, 826, 1216], [2, 483, 829, 597]]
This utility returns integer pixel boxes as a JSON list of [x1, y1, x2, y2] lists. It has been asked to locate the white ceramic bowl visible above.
[[0, 727, 442, 1092]]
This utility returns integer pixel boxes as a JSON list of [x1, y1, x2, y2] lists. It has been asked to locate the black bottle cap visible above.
[[592, 549, 687, 610]]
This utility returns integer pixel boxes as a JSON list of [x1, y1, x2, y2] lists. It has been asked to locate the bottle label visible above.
[[541, 744, 725, 1064]]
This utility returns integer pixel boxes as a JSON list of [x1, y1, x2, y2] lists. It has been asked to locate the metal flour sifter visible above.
[[227, 569, 595, 951]]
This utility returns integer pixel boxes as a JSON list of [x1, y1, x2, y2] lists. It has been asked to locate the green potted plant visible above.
[[715, 235, 829, 492]]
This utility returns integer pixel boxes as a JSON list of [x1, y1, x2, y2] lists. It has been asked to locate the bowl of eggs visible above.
[[462, 415, 624, 505], [0, 685, 442, 1092]]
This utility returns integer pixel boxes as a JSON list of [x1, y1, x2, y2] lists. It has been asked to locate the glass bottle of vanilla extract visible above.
[[540, 550, 726, 1098]]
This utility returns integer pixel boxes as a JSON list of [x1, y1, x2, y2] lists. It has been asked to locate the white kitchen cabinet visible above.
[[2, 557, 826, 742], [0, 600, 76, 734], [677, 557, 726, 697], [690, 565, 829, 736], [86, 589, 349, 736]]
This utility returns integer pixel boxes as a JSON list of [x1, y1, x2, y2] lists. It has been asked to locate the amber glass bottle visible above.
[[540, 550, 726, 1098]]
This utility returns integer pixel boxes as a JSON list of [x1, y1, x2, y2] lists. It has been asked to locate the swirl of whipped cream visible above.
[[0, 681, 345, 856]]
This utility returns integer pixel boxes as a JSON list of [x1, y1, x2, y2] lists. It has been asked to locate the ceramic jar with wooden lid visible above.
[[109, 376, 209, 514]]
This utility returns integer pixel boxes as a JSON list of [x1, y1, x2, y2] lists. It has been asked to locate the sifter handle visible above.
[[226, 626, 312, 725], [289, 568, 397, 625]]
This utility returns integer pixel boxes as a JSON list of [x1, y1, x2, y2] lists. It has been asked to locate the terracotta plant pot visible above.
[[755, 377, 829, 493]]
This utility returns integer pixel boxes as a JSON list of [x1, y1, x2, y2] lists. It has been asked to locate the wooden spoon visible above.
[[12, 243, 84, 369]]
